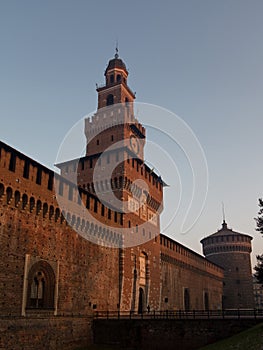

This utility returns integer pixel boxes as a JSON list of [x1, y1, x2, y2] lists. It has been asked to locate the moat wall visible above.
[[0, 315, 92, 350], [93, 319, 260, 350]]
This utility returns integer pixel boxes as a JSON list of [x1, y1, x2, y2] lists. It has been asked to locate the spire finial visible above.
[[222, 202, 227, 229], [222, 202, 225, 222], [115, 40, 119, 59]]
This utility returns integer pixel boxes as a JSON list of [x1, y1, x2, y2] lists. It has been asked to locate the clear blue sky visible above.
[[1, 0, 263, 266]]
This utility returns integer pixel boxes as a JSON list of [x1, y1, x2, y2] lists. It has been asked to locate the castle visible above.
[[0, 53, 254, 349]]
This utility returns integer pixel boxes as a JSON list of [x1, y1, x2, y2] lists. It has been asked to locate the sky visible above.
[[1, 0, 263, 266]]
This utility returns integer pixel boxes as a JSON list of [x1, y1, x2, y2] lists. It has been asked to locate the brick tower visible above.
[[57, 51, 165, 311], [201, 221, 254, 308]]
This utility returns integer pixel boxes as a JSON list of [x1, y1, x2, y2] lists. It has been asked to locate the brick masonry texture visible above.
[[93, 319, 260, 350], [201, 222, 254, 309], [0, 54, 253, 349]]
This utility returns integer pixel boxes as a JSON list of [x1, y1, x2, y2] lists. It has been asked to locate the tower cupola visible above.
[[104, 49, 129, 87], [96, 49, 135, 109]]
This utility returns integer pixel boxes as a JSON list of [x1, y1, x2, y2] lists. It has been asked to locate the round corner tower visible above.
[[201, 221, 254, 309]]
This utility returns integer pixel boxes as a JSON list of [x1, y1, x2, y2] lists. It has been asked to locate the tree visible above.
[[255, 255, 263, 285], [255, 199, 263, 284], [255, 198, 263, 235]]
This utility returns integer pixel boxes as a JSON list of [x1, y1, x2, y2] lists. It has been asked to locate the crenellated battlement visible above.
[[160, 234, 224, 279], [0, 141, 54, 192], [56, 148, 164, 194], [0, 141, 124, 247]]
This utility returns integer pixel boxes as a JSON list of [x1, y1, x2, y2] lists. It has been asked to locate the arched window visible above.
[[117, 74, 121, 82], [55, 208, 60, 222], [14, 190, 20, 207], [36, 200, 42, 215], [110, 74, 114, 84], [106, 94, 114, 106], [27, 260, 55, 309], [22, 194, 28, 210], [30, 197, 35, 213], [49, 205, 54, 220], [6, 187, 12, 204], [43, 203, 48, 218], [30, 272, 45, 308]]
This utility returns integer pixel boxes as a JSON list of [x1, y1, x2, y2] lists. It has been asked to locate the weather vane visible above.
[[115, 39, 119, 58]]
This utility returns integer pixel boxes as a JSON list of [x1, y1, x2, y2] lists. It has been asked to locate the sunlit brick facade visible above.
[[0, 53, 228, 349]]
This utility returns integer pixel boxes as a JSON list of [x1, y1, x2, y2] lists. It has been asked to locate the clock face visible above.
[[130, 135, 139, 154]]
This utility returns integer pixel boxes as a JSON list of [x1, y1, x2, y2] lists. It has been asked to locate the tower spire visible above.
[[222, 202, 227, 229], [115, 40, 119, 59], [222, 202, 225, 222]]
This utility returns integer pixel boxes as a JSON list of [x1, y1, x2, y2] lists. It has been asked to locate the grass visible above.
[[199, 322, 263, 350]]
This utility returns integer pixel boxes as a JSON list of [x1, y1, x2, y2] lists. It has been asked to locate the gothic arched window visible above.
[[30, 272, 45, 308], [27, 261, 55, 309]]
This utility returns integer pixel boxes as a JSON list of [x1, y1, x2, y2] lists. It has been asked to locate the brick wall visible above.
[[0, 316, 92, 350], [93, 318, 260, 350], [0, 140, 225, 349]]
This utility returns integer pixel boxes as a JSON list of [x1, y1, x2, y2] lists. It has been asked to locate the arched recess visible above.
[[26, 260, 55, 309], [29, 197, 35, 213], [138, 287, 145, 314], [42, 203, 48, 218], [204, 292, 209, 311], [184, 288, 190, 311], [55, 208, 60, 222], [14, 190, 20, 207], [49, 205, 54, 220], [6, 187, 12, 204], [22, 194, 28, 210], [36, 200, 42, 215]]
